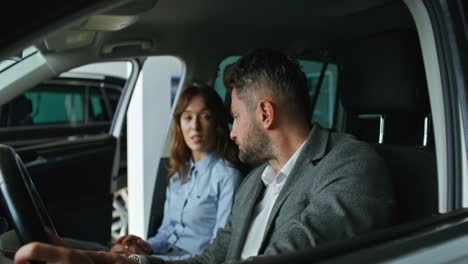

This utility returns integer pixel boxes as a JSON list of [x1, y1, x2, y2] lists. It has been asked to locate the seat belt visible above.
[[310, 53, 329, 115]]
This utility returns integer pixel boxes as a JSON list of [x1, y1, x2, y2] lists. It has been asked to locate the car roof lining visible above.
[[1, 0, 415, 114], [141, 0, 392, 26], [34, 0, 412, 85]]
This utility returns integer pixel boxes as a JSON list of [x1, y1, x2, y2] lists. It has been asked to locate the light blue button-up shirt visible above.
[[147, 152, 242, 256]]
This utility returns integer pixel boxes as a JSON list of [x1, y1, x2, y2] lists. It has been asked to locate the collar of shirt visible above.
[[261, 141, 306, 194], [172, 152, 219, 183], [189, 152, 219, 176]]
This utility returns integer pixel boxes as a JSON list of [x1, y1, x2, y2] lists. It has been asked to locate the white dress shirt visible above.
[[240, 142, 305, 260]]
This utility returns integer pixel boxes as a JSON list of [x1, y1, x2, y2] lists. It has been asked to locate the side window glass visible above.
[[301, 61, 339, 129], [24, 87, 85, 124], [68, 61, 131, 122], [90, 94, 105, 121], [105, 88, 123, 114], [214, 57, 339, 129], [171, 76, 181, 105], [0, 61, 132, 129]]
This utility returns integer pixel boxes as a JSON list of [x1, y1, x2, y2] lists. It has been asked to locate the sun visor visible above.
[[43, 13, 139, 52], [103, 0, 159, 16], [71, 15, 139, 31]]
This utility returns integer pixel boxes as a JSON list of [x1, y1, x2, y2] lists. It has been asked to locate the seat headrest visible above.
[[340, 31, 429, 114], [11, 95, 33, 125]]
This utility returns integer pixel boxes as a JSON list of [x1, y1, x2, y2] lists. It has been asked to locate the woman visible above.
[[111, 85, 242, 260]]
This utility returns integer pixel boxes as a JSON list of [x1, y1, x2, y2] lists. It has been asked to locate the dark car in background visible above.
[[0, 72, 124, 147], [0, 70, 129, 243]]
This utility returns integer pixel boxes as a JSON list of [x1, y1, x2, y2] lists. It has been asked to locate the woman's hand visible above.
[[111, 235, 153, 257]]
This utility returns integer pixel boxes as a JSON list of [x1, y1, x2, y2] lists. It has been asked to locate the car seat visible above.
[[339, 30, 438, 223]]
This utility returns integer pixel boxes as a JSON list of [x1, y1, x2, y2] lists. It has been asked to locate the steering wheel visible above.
[[0, 145, 57, 245]]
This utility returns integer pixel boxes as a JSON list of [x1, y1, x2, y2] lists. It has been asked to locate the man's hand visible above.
[[14, 242, 138, 264], [111, 235, 153, 257]]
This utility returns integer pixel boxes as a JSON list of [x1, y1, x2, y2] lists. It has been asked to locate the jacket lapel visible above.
[[258, 124, 330, 253], [232, 163, 267, 258]]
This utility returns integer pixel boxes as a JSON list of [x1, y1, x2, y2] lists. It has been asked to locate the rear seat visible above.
[[339, 31, 438, 223]]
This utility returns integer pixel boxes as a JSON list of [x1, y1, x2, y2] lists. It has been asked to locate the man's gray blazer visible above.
[[146, 124, 396, 264]]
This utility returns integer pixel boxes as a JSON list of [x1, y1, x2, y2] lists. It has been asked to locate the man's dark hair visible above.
[[224, 48, 311, 124]]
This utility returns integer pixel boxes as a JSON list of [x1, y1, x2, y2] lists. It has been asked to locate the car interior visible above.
[[340, 30, 437, 223], [0, 0, 464, 263]]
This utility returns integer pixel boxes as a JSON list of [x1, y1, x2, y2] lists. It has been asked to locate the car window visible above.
[[106, 87, 123, 114], [25, 87, 85, 125], [0, 61, 131, 129], [214, 56, 339, 129], [89, 90, 107, 122]]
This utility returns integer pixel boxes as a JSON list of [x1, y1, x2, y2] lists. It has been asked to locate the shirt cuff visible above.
[[128, 254, 144, 264], [147, 236, 170, 253], [131, 254, 165, 264]]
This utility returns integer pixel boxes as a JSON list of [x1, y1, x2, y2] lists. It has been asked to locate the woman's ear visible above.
[[257, 99, 275, 129]]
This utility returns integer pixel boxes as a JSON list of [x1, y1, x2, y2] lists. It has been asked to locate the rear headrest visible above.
[[340, 31, 429, 114], [11, 95, 33, 125]]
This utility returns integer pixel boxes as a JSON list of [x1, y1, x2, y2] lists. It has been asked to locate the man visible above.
[[14, 49, 395, 264]]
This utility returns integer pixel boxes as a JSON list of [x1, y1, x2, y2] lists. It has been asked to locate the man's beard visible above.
[[239, 120, 274, 165]]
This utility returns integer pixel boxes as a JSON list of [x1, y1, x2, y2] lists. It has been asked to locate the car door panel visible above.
[[16, 135, 115, 245], [0, 124, 110, 148], [249, 209, 468, 264]]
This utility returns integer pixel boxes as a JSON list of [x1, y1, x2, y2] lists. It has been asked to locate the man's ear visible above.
[[257, 99, 275, 129]]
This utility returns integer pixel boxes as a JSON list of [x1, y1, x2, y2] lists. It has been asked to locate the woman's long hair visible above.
[[168, 85, 241, 182]]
